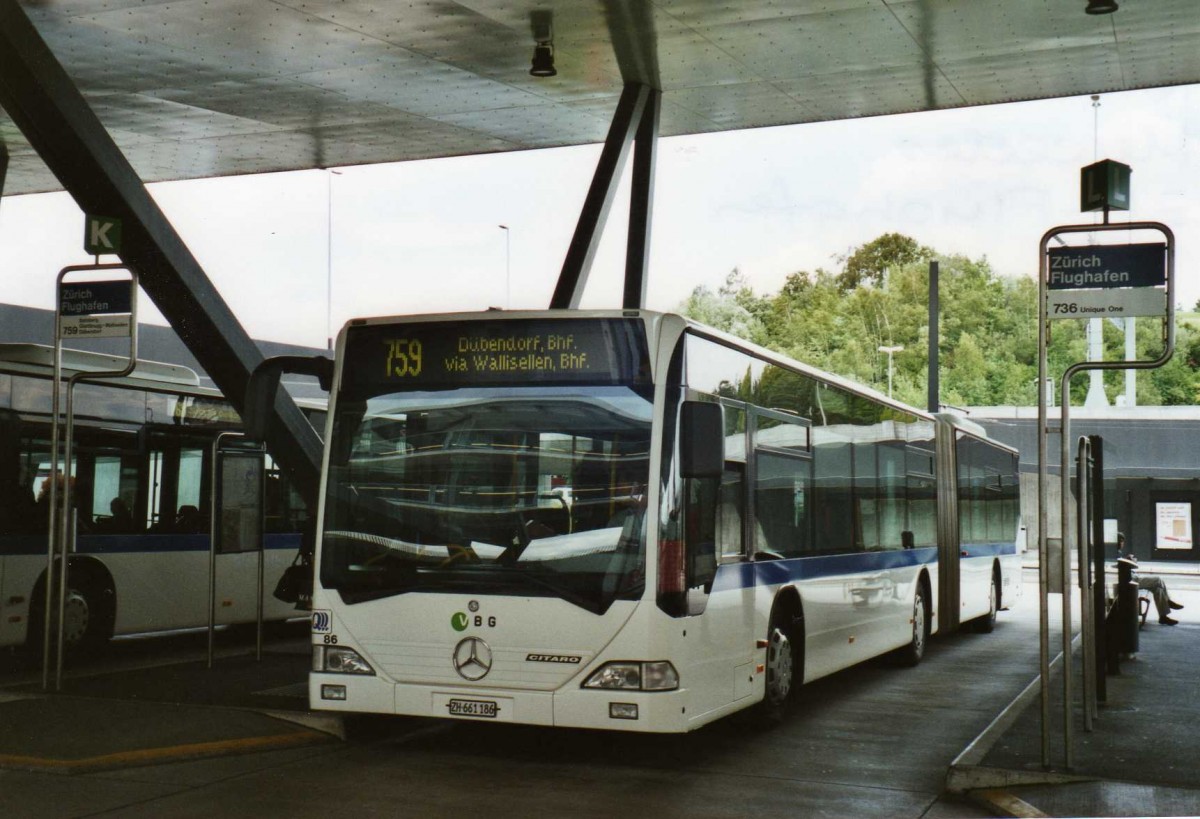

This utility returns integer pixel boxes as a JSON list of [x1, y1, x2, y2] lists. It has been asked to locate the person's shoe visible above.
[[1169, 600, 1184, 610], [1159, 616, 1178, 626]]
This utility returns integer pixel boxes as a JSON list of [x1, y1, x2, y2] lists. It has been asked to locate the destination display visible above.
[[342, 317, 651, 396], [1047, 243, 1165, 290], [59, 280, 133, 315], [58, 279, 134, 339], [1046, 242, 1167, 321]]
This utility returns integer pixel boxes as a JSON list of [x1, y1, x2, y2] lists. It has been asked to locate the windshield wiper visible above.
[[501, 567, 603, 615], [408, 564, 605, 614]]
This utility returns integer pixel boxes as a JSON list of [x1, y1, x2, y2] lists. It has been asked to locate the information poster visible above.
[[1155, 502, 1193, 550], [1104, 518, 1118, 546], [218, 453, 263, 554]]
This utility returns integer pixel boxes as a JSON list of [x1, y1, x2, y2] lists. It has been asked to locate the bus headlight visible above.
[[314, 645, 375, 675], [583, 661, 678, 691]]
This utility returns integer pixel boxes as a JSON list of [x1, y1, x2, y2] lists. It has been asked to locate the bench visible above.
[[1109, 583, 1151, 627]]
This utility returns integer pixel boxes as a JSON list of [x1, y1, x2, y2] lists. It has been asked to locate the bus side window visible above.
[[753, 451, 809, 558], [717, 464, 744, 561], [84, 429, 141, 535], [0, 410, 35, 535], [680, 401, 724, 589], [683, 473, 719, 589]]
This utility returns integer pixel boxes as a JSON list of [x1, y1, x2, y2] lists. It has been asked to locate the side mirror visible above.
[[680, 401, 723, 479], [245, 355, 334, 444]]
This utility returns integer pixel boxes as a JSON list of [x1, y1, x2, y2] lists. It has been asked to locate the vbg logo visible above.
[[312, 610, 332, 633]]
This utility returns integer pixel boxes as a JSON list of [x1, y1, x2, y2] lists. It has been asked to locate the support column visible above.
[[550, 82, 650, 309], [624, 87, 660, 310]]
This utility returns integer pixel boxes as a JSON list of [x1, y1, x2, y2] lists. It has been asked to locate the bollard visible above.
[[1116, 557, 1139, 655]]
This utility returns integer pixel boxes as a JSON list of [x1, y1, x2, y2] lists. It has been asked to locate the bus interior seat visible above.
[[174, 505, 204, 533]]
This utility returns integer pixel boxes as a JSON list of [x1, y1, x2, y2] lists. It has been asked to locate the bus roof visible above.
[[337, 309, 1009, 451], [0, 342, 202, 387]]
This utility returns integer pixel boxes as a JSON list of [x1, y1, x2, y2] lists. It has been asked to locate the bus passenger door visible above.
[[684, 461, 757, 716], [116, 432, 211, 633], [680, 401, 758, 718]]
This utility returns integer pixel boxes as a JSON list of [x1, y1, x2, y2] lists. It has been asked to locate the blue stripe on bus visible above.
[[710, 541, 1018, 593], [712, 547, 939, 592], [960, 541, 1018, 559], [0, 532, 301, 557]]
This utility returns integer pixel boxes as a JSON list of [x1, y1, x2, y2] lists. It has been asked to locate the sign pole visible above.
[[1038, 220, 1174, 769], [46, 263, 138, 691], [1036, 232, 1051, 769]]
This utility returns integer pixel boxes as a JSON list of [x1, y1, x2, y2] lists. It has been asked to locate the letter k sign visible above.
[[84, 215, 122, 255]]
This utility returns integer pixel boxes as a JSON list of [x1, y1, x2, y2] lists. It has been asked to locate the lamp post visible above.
[[878, 344, 903, 398], [326, 169, 342, 351], [498, 224, 510, 308]]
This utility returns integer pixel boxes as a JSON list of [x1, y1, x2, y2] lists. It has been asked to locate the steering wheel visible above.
[[494, 514, 534, 565]]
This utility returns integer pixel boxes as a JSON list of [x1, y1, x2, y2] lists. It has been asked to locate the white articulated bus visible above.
[[308, 311, 1022, 732], [0, 344, 317, 654]]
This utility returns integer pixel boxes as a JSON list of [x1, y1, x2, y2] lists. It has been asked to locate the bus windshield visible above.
[[321, 385, 653, 613]]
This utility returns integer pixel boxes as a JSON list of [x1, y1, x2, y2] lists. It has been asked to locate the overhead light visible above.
[[530, 41, 556, 77], [1085, 0, 1118, 14]]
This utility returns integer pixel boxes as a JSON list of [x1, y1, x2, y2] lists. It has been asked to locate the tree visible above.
[[677, 268, 767, 346], [836, 233, 934, 291], [676, 233, 1199, 408]]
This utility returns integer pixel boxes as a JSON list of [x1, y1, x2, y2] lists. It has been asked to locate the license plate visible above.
[[447, 698, 499, 718]]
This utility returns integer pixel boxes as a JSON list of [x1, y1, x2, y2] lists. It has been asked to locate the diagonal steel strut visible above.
[[551, 82, 655, 309]]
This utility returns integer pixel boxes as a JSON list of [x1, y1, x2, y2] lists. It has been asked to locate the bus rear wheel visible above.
[[971, 572, 999, 634], [896, 581, 928, 667]]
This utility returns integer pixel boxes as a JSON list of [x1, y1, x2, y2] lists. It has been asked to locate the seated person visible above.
[[107, 497, 135, 532], [1116, 532, 1185, 626], [174, 505, 205, 533]]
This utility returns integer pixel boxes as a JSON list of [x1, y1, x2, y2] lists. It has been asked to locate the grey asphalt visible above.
[[1, 567, 1198, 818], [951, 562, 1200, 817]]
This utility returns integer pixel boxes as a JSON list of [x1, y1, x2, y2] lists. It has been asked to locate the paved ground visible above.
[[952, 567, 1200, 817], [0, 592, 1041, 818], [2, 567, 1198, 818]]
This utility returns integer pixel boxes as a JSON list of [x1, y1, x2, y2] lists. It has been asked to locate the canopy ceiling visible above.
[[2, 0, 1198, 195]]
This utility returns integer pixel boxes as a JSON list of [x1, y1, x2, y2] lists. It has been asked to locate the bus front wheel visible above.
[[27, 577, 110, 656], [59, 588, 94, 647], [754, 606, 801, 726]]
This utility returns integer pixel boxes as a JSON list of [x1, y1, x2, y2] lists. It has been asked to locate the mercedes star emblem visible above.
[[453, 637, 493, 681]]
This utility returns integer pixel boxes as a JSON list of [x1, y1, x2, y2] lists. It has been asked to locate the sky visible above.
[[1, 83, 1198, 349]]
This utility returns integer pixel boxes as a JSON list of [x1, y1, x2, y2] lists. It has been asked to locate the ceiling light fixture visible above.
[[530, 41, 556, 77], [529, 9, 556, 78], [1085, 0, 1118, 14]]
